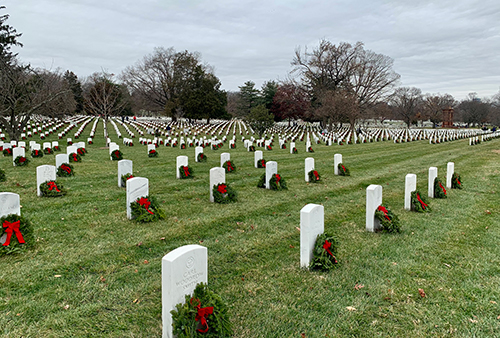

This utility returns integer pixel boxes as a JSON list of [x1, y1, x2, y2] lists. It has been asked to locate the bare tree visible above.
[[422, 93, 456, 127], [314, 89, 358, 131], [390, 87, 423, 128], [84, 72, 129, 119], [457, 93, 490, 127]]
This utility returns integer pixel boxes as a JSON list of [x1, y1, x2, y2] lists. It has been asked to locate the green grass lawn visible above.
[[1, 123, 499, 337]]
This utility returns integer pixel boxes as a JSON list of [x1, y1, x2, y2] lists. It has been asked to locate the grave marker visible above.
[[265, 161, 278, 189], [305, 157, 315, 182], [220, 152, 230, 167], [118, 160, 133, 187], [254, 150, 263, 168], [55, 154, 69, 168], [12, 147, 25, 166], [209, 167, 225, 202], [446, 162, 454, 189], [334, 154, 342, 175], [300, 204, 324, 268], [176, 156, 188, 179], [366, 184, 382, 232], [428, 167, 438, 198], [126, 177, 149, 219], [36, 165, 56, 196], [195, 146, 203, 162], [404, 174, 417, 210]]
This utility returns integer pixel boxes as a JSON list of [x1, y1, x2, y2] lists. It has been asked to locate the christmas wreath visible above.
[[374, 205, 401, 233], [53, 145, 60, 152], [148, 149, 158, 157], [248, 145, 255, 152], [211, 144, 218, 150], [269, 173, 287, 190], [308, 146, 314, 153], [111, 149, 123, 161], [222, 160, 236, 173], [121, 173, 134, 187], [171, 282, 233, 338], [67, 140, 73, 146], [452, 173, 463, 189], [292, 147, 298, 154], [69, 152, 81, 163], [257, 173, 266, 188], [179, 165, 194, 179], [281, 144, 286, 149], [197, 153, 207, 162], [212, 183, 237, 204], [43, 147, 53, 155], [57, 163, 74, 177], [3, 148, 13, 156], [309, 233, 339, 271], [257, 159, 266, 168], [130, 196, 166, 222], [0, 214, 34, 256], [88, 140, 93, 145], [434, 177, 447, 199], [77, 148, 86, 156], [338, 163, 350, 176], [230, 143, 236, 149], [308, 170, 321, 183], [39, 180, 67, 197], [411, 190, 431, 213], [14, 156, 29, 166], [31, 149, 43, 158], [266, 145, 272, 150], [0, 168, 5, 182], [181, 143, 186, 149]]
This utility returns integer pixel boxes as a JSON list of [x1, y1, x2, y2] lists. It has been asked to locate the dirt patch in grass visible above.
[[491, 149, 500, 154]]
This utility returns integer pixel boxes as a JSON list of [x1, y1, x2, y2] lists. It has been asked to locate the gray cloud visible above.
[[6, 0, 500, 99]]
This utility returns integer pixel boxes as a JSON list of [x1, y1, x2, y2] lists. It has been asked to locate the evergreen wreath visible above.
[[31, 149, 43, 158], [212, 183, 237, 204], [222, 160, 236, 173], [179, 165, 194, 179], [211, 144, 218, 150], [43, 147, 53, 155], [77, 148, 87, 156], [269, 173, 287, 190], [308, 169, 321, 183], [0, 214, 34, 256], [111, 149, 123, 161], [434, 177, 447, 199], [3, 148, 12, 156], [257, 159, 266, 168], [57, 163, 74, 177], [257, 173, 266, 188], [374, 205, 401, 233], [181, 143, 186, 149], [281, 144, 286, 149], [130, 195, 166, 222], [308, 146, 314, 153], [248, 145, 255, 152], [148, 149, 158, 157], [39, 180, 67, 197], [266, 145, 272, 150], [338, 163, 350, 176], [452, 173, 463, 189], [171, 282, 233, 338], [121, 173, 134, 187], [411, 190, 431, 213], [309, 233, 339, 271], [230, 143, 236, 149], [69, 152, 81, 162], [197, 153, 207, 162], [53, 146, 60, 151], [14, 156, 29, 166], [0, 168, 6, 182], [67, 140, 73, 145], [292, 147, 298, 154]]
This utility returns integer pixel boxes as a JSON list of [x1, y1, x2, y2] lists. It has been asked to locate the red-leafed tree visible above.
[[271, 82, 310, 125]]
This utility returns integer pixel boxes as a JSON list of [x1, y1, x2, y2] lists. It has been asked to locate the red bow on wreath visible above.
[[34, 150, 39, 156], [183, 166, 190, 177], [138, 197, 154, 215], [457, 178, 461, 185], [61, 164, 71, 174], [19, 157, 26, 163], [275, 174, 281, 184], [322, 240, 338, 263], [342, 164, 346, 172], [47, 182, 60, 192], [439, 182, 447, 195], [377, 206, 390, 220], [190, 298, 214, 333], [227, 162, 233, 171], [217, 184, 227, 194], [313, 171, 319, 181], [416, 193, 428, 210], [114, 151, 120, 156], [72, 153, 78, 161], [2, 220, 25, 246]]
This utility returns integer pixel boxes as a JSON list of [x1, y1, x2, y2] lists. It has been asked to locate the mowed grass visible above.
[[1, 123, 500, 338]]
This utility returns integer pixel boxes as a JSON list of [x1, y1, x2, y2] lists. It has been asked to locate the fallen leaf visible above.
[[136, 242, 142, 246], [418, 289, 426, 298], [392, 262, 397, 265], [468, 318, 478, 323], [160, 237, 165, 240], [63, 304, 70, 310], [143, 260, 149, 264], [486, 210, 491, 214], [296, 227, 301, 232], [444, 263, 451, 268], [54, 275, 62, 278], [236, 229, 244, 233], [354, 283, 365, 290], [490, 301, 497, 304], [346, 306, 357, 311], [100, 276, 106, 282], [289, 245, 295, 248], [301, 334, 306, 338], [133, 299, 139, 304]]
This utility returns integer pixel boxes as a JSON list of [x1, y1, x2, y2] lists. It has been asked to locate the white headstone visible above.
[[18, 141, 26, 148], [126, 177, 149, 219], [220, 152, 230, 167], [404, 174, 417, 210], [51, 141, 59, 148], [306, 140, 311, 152], [147, 144, 155, 153], [0, 192, 21, 218], [446, 162, 454, 189], [254, 150, 263, 168], [305, 157, 315, 182], [43, 142, 51, 149], [300, 204, 324, 268], [209, 167, 225, 202], [12, 147, 25, 166], [334, 154, 342, 175], [36, 165, 56, 196], [195, 146, 203, 162], [366, 184, 383, 232], [428, 167, 438, 198], [118, 159, 133, 188], [55, 154, 69, 168], [176, 156, 188, 179], [162, 244, 208, 338], [109, 143, 118, 155], [290, 142, 295, 154], [67, 145, 77, 155], [32, 143, 41, 151], [265, 161, 278, 189]]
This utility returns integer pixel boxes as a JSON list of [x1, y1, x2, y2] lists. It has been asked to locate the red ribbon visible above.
[[72, 153, 78, 161], [227, 161, 233, 171], [322, 240, 338, 263], [47, 181, 61, 192], [457, 178, 461, 185], [192, 299, 213, 333], [127, 175, 134, 180], [61, 164, 71, 174], [416, 193, 427, 210], [182, 166, 190, 177], [35, 150, 39, 156], [2, 220, 25, 246], [19, 157, 26, 163], [313, 171, 319, 181], [217, 184, 227, 194], [342, 164, 346, 172], [275, 174, 281, 184], [439, 182, 447, 195], [377, 206, 390, 220], [137, 197, 154, 214], [260, 160, 266, 167]]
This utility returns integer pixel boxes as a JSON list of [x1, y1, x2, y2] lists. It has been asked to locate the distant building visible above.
[[442, 107, 454, 128]]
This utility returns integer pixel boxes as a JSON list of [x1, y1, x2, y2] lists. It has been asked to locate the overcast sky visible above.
[[4, 0, 500, 100]]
